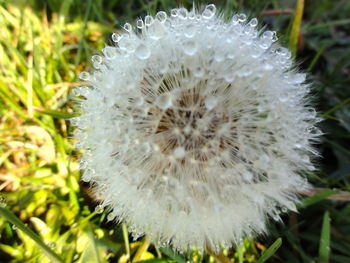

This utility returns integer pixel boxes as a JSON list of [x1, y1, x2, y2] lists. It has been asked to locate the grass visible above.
[[0, 0, 350, 262]]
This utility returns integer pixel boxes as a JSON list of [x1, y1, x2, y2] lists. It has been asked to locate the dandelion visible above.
[[72, 4, 321, 252]]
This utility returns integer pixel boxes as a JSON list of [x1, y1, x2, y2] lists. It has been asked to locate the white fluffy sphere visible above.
[[72, 4, 321, 251]]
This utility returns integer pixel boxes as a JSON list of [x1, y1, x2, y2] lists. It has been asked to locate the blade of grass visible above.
[[0, 207, 63, 263], [33, 107, 79, 119], [122, 223, 131, 261], [74, 0, 93, 66], [132, 236, 151, 262], [27, 54, 34, 118], [307, 43, 327, 72], [256, 238, 282, 263], [289, 0, 304, 57], [159, 247, 187, 263], [307, 19, 350, 31], [237, 243, 244, 263], [299, 189, 339, 208], [320, 97, 350, 118], [319, 211, 331, 263]]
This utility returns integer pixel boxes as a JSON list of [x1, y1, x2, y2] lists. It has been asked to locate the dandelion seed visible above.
[[73, 5, 321, 252]]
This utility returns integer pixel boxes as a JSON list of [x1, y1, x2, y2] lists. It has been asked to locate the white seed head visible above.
[[72, 5, 321, 252]]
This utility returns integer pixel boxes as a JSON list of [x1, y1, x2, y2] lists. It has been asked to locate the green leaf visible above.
[[0, 207, 63, 263], [319, 211, 331, 263], [256, 238, 282, 263], [159, 247, 187, 263]]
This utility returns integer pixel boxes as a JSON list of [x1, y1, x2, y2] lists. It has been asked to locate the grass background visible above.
[[0, 0, 350, 262]]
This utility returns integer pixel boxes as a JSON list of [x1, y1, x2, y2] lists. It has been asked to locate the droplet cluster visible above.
[[72, 5, 321, 252]]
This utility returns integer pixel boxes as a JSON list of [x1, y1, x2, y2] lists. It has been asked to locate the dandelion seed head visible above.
[[73, 4, 321, 252]]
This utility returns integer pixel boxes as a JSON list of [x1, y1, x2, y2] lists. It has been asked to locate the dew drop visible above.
[[0, 197, 6, 208], [79, 71, 90, 81], [263, 30, 274, 39], [249, 17, 258, 27], [170, 9, 178, 17], [202, 4, 216, 19], [259, 38, 272, 50], [71, 88, 80, 96], [12, 225, 17, 230], [259, 154, 270, 164], [118, 36, 136, 53], [227, 52, 235, 60], [257, 105, 265, 113], [107, 213, 116, 221], [188, 11, 195, 20], [293, 73, 306, 84], [102, 46, 117, 60], [231, 14, 239, 25], [123, 23, 132, 32], [205, 96, 218, 110], [183, 125, 191, 135], [224, 73, 235, 83], [144, 15, 154, 26], [136, 19, 144, 29], [276, 47, 289, 57], [193, 66, 204, 78], [156, 11, 167, 23], [279, 95, 289, 102], [214, 49, 225, 62], [48, 242, 56, 249], [111, 33, 121, 43], [81, 173, 91, 183], [243, 171, 253, 181], [273, 215, 280, 221], [156, 94, 172, 109], [95, 205, 104, 214], [69, 117, 80, 126], [174, 147, 186, 158], [135, 44, 151, 60], [263, 61, 273, 71], [178, 8, 188, 19], [82, 168, 94, 182], [183, 40, 197, 56], [148, 20, 166, 40], [134, 97, 144, 106], [91, 55, 103, 64], [238, 13, 247, 23], [271, 31, 278, 42], [184, 24, 196, 38]]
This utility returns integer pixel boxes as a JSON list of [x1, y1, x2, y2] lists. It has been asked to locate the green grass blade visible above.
[[34, 107, 79, 119], [319, 211, 331, 263], [299, 189, 339, 208], [0, 207, 64, 263], [122, 223, 131, 261], [289, 0, 304, 57], [307, 43, 327, 72], [159, 247, 187, 263], [256, 238, 282, 263], [133, 236, 151, 262]]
